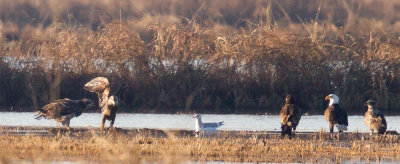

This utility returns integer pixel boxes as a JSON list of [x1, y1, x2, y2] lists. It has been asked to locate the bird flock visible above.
[[34, 80, 387, 137], [280, 93, 387, 138]]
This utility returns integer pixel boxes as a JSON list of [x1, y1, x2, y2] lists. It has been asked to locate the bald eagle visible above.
[[364, 100, 387, 135], [324, 94, 348, 133], [83, 77, 127, 132], [34, 98, 94, 129], [280, 94, 301, 137]]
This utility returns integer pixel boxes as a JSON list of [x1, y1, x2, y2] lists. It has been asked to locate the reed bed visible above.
[[1, 0, 400, 115], [2, 21, 400, 115], [0, 130, 400, 163]]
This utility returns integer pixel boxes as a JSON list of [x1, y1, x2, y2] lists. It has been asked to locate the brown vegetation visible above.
[[0, 130, 400, 163], [1, 0, 400, 114]]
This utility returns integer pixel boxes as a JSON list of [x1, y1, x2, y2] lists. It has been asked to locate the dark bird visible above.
[[324, 94, 348, 133], [280, 94, 301, 137], [83, 77, 127, 132], [34, 98, 94, 130], [364, 100, 387, 135]]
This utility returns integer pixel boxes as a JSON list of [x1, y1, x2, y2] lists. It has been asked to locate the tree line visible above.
[[1, 22, 400, 114]]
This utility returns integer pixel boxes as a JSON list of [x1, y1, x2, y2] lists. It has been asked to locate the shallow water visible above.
[[1, 112, 399, 132]]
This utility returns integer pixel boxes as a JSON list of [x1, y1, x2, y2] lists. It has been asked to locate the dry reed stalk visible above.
[[0, 132, 400, 163]]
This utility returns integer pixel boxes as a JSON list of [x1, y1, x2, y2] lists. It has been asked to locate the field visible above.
[[0, 127, 400, 163]]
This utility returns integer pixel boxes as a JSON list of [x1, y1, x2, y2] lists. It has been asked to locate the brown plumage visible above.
[[84, 77, 127, 133], [364, 100, 387, 135], [34, 98, 93, 129], [280, 94, 301, 137], [324, 94, 348, 133]]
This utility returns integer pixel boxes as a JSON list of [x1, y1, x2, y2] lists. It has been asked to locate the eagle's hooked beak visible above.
[[325, 96, 330, 101]]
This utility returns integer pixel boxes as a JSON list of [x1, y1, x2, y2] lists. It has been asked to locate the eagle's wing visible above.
[[379, 112, 387, 127], [35, 99, 82, 120], [289, 104, 301, 127], [379, 112, 387, 133], [113, 83, 128, 103], [35, 99, 68, 119], [59, 100, 84, 118], [83, 77, 110, 93], [333, 105, 348, 126], [374, 110, 387, 131]]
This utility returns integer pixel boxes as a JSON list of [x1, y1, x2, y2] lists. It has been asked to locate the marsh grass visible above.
[[0, 129, 400, 163], [1, 126, 400, 163]]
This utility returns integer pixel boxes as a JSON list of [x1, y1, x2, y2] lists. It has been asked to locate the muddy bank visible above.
[[1, 126, 399, 142]]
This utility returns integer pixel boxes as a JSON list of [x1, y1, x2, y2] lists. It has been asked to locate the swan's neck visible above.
[[195, 117, 203, 131]]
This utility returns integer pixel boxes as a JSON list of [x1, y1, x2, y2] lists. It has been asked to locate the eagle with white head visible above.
[[83, 77, 127, 132], [324, 94, 348, 133]]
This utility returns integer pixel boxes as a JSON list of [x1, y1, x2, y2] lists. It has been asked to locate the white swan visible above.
[[192, 114, 224, 137]]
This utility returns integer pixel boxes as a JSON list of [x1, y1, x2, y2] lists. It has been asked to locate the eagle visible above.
[[83, 77, 127, 132], [280, 94, 301, 137], [364, 100, 387, 135], [324, 94, 348, 133], [34, 98, 94, 130]]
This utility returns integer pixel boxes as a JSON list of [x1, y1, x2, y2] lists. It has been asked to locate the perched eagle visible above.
[[364, 100, 387, 135], [83, 77, 127, 132], [280, 94, 301, 137], [34, 98, 94, 129], [324, 94, 348, 133]]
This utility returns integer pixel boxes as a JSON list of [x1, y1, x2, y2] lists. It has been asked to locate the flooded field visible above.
[[1, 112, 400, 132], [1, 112, 400, 163]]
